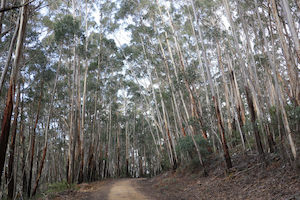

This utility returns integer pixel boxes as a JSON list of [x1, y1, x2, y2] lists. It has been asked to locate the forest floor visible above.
[[48, 153, 300, 200], [50, 178, 150, 200]]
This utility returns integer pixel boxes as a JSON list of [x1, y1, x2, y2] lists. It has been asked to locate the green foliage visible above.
[[116, 0, 136, 19], [269, 105, 300, 137], [176, 135, 211, 162], [43, 180, 77, 198], [230, 129, 241, 147], [285, 105, 300, 131], [54, 15, 82, 43], [161, 151, 172, 171]]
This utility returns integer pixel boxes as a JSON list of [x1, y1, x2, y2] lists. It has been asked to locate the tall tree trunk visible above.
[[254, 0, 298, 167], [190, 0, 232, 169], [31, 45, 62, 196], [224, 0, 267, 158], [27, 81, 43, 198], [125, 121, 130, 177], [165, 7, 207, 139], [0, 0, 28, 186], [0, 16, 19, 95], [0, 0, 6, 34], [75, 54, 82, 183], [269, 0, 299, 105], [245, 87, 264, 156], [280, 0, 300, 61], [20, 98, 26, 194], [217, 42, 244, 150], [0, 76, 14, 186], [7, 82, 20, 199]]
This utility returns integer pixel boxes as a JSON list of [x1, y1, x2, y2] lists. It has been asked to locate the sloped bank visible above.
[[139, 153, 300, 200]]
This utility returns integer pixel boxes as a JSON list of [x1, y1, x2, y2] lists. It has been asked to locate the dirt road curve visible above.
[[107, 179, 150, 200], [56, 179, 153, 200], [52, 178, 154, 200]]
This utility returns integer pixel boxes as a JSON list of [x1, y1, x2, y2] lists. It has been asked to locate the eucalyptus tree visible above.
[[1, 0, 300, 197], [0, 0, 30, 188], [116, 0, 299, 173]]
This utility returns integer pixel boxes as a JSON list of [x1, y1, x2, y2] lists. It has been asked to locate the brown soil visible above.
[[140, 153, 300, 200], [50, 153, 300, 200], [108, 179, 150, 200], [51, 178, 153, 200]]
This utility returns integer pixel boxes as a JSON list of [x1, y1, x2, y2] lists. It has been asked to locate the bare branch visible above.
[[0, 0, 35, 13]]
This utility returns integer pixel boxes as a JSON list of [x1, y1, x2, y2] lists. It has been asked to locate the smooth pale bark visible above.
[[68, 0, 79, 184], [107, 104, 112, 177], [68, 58, 75, 184], [229, 79, 245, 150], [255, 5, 279, 150], [239, 8, 263, 111], [216, 43, 245, 150], [78, 0, 89, 183], [153, 36, 186, 137], [224, 0, 266, 157], [119, 38, 172, 167], [225, 0, 262, 132], [245, 86, 264, 156], [237, 3, 269, 154], [254, 0, 298, 163], [190, 2, 221, 148], [190, 0, 232, 169], [20, 97, 27, 194], [171, 100, 180, 139], [188, 7, 211, 128], [31, 46, 62, 196], [145, 118, 161, 162], [157, 2, 209, 170], [87, 94, 97, 181], [280, 0, 300, 61], [27, 81, 43, 198], [0, 0, 6, 34], [239, 5, 275, 153], [165, 7, 208, 139], [116, 121, 121, 176], [159, 31, 190, 132], [156, 41, 190, 145], [226, 54, 246, 127], [188, 6, 210, 109], [152, 67, 175, 167], [0, 17, 19, 95], [121, 51, 165, 167], [125, 121, 130, 176], [157, 78, 177, 168], [141, 34, 178, 163], [155, 4, 191, 127], [75, 49, 82, 182], [126, 38, 162, 168], [269, 0, 298, 105]]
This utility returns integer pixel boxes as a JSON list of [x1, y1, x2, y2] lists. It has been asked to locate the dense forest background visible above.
[[0, 0, 299, 199]]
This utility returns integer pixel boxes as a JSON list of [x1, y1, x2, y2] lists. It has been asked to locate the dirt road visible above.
[[53, 179, 152, 200], [107, 179, 150, 200]]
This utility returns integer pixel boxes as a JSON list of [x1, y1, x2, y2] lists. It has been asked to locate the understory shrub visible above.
[[176, 135, 211, 165]]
